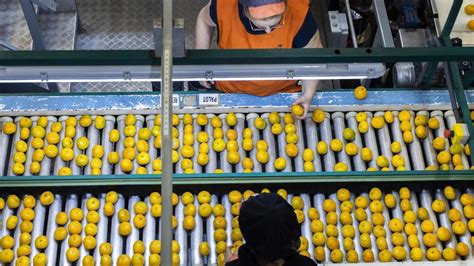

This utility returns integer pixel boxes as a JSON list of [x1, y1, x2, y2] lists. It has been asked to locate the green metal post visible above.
[[440, 0, 463, 41], [160, 0, 173, 265], [422, 0, 463, 87], [446, 61, 474, 164], [445, 58, 474, 165]]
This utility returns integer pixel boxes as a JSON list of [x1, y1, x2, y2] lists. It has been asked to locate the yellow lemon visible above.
[[371, 116, 385, 129], [312, 109, 325, 123], [330, 139, 343, 152], [291, 104, 304, 117], [358, 121, 369, 133], [354, 85, 367, 100], [316, 141, 328, 155]]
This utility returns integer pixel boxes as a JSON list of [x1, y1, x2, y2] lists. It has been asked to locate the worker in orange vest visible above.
[[195, 0, 322, 119]]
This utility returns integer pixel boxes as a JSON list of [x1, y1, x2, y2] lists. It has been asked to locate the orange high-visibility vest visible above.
[[215, 0, 310, 96]]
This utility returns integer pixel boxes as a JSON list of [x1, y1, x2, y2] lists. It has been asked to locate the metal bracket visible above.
[[205, 71, 214, 81], [123, 71, 132, 81], [326, 11, 349, 48], [40, 72, 48, 82], [287, 70, 296, 79]]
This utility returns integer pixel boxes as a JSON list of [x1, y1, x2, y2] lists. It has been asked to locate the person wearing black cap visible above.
[[226, 193, 317, 266]]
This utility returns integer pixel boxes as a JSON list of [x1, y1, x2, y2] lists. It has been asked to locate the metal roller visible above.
[[407, 112, 425, 170], [110, 194, 125, 263], [419, 190, 443, 251], [294, 118, 305, 173], [53, 116, 69, 175], [84, 116, 100, 175], [313, 194, 330, 262], [332, 112, 352, 171], [346, 112, 366, 171], [260, 113, 276, 172], [407, 192, 425, 254], [93, 194, 107, 261], [348, 193, 364, 258], [433, 190, 457, 249], [30, 196, 47, 259], [0, 117, 14, 175], [390, 112, 412, 170], [175, 197, 187, 266], [71, 116, 86, 175], [329, 194, 347, 258], [142, 196, 156, 263], [22, 117, 38, 177], [205, 114, 218, 173], [391, 192, 411, 262], [304, 112, 322, 172], [126, 196, 140, 257], [207, 195, 218, 264], [192, 116, 202, 174], [45, 194, 62, 266], [59, 194, 79, 266], [319, 112, 336, 171], [245, 113, 262, 173], [133, 115, 145, 173], [221, 195, 233, 247], [7, 117, 27, 176], [235, 113, 246, 173], [301, 194, 314, 258], [431, 111, 453, 169], [145, 115, 157, 174], [452, 189, 473, 256], [12, 198, 25, 265], [219, 114, 232, 173], [191, 197, 203, 265], [364, 113, 380, 170], [360, 192, 379, 262], [374, 112, 394, 171], [39, 116, 56, 176], [417, 111, 438, 168], [114, 115, 126, 175], [79, 193, 91, 262], [277, 113, 291, 172], [102, 115, 116, 175]]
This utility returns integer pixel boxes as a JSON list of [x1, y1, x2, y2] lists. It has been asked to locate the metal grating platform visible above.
[[0, 0, 33, 50], [70, 0, 213, 92]]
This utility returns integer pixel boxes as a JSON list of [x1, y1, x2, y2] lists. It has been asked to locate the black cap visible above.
[[239, 193, 300, 262]]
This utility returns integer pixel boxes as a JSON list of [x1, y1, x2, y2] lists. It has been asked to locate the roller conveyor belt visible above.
[[0, 186, 472, 265], [0, 109, 471, 177]]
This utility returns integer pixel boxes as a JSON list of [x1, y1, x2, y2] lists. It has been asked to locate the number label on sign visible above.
[[198, 94, 219, 106]]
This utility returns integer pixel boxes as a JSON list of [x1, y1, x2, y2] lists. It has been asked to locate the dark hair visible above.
[[239, 193, 300, 263]]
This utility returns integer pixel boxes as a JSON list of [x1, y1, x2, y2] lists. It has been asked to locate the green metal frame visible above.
[[1, 47, 474, 66], [1, 0, 473, 187], [0, 171, 473, 187]]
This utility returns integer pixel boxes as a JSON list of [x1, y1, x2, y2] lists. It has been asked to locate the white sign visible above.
[[172, 95, 180, 107], [198, 94, 220, 106]]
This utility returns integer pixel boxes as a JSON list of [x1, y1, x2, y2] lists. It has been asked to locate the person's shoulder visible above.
[[286, 254, 318, 266], [225, 260, 240, 266]]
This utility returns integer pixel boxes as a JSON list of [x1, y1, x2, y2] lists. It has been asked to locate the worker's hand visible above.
[[292, 94, 311, 120], [226, 245, 239, 262], [199, 81, 214, 89]]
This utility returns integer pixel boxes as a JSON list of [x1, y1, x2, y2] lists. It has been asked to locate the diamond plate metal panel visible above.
[[74, 0, 160, 50], [38, 12, 77, 50], [71, 82, 152, 92], [0, 0, 33, 50], [70, 0, 213, 92]]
